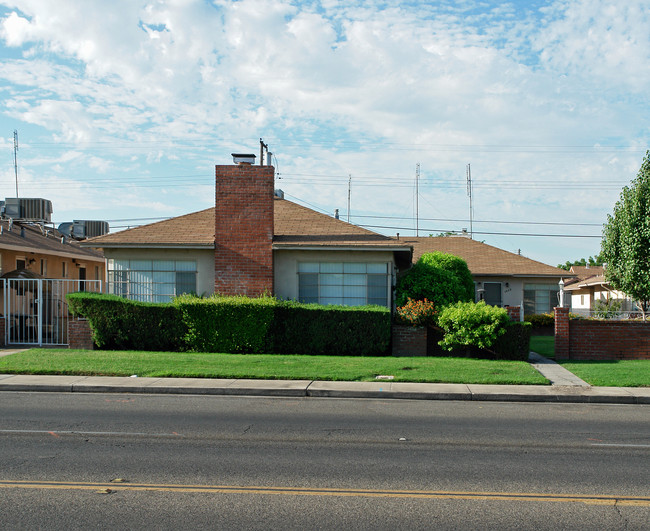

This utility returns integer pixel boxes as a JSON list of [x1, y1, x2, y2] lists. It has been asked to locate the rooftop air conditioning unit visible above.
[[3, 198, 53, 222]]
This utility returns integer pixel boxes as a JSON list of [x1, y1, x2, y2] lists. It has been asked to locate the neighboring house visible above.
[[83, 159, 412, 307], [401, 236, 571, 315], [83, 156, 567, 317], [562, 265, 635, 316], [0, 218, 105, 282], [0, 217, 106, 346]]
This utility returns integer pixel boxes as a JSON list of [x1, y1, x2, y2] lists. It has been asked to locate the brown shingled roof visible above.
[[84, 198, 410, 251], [0, 219, 104, 262], [84, 208, 215, 248], [403, 236, 569, 277]]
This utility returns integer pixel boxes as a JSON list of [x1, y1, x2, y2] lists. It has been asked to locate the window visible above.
[[524, 283, 560, 314], [107, 259, 197, 302], [62, 262, 68, 278], [482, 282, 502, 307], [297, 262, 390, 307], [40, 259, 47, 276], [16, 258, 26, 270]]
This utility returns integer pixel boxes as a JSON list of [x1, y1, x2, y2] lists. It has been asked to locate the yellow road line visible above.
[[0, 480, 648, 506]]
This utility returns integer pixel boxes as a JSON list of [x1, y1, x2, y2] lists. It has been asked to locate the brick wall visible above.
[[215, 163, 275, 297], [68, 318, 94, 350], [554, 306, 650, 360], [392, 325, 428, 356]]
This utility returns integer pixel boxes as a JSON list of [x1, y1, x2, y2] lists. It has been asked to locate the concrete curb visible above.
[[1, 373, 648, 404]]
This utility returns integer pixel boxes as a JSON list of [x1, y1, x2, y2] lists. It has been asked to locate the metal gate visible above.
[[3, 279, 102, 346]]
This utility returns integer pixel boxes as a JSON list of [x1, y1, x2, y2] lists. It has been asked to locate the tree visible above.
[[396, 252, 474, 308], [600, 151, 650, 320], [557, 254, 604, 271]]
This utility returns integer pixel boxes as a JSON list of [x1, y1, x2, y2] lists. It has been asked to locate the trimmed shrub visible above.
[[273, 301, 391, 356], [173, 294, 276, 353], [524, 313, 554, 327], [66, 292, 187, 351], [396, 251, 474, 307], [437, 301, 510, 351], [491, 321, 532, 361]]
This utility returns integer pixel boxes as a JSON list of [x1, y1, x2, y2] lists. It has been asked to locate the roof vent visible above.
[[231, 153, 256, 165]]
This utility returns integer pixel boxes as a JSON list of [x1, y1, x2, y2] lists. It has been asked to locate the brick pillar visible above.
[[67, 318, 94, 350], [554, 306, 570, 359], [505, 305, 521, 322], [215, 162, 275, 297]]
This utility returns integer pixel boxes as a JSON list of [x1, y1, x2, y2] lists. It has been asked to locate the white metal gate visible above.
[[3, 279, 102, 346]]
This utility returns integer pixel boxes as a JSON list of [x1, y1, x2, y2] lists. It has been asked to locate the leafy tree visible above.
[[396, 252, 474, 308], [600, 151, 650, 320], [557, 254, 604, 271]]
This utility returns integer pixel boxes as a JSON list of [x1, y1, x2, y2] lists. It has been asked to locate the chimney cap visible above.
[[231, 153, 256, 165]]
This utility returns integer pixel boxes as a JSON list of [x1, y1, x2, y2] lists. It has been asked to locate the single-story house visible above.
[[562, 265, 635, 316], [401, 236, 571, 315], [83, 156, 569, 316]]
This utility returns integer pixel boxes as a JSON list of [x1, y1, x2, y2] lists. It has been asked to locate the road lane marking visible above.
[[590, 443, 650, 448], [0, 429, 182, 437], [0, 480, 648, 506]]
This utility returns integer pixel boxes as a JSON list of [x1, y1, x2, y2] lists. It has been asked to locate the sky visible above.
[[0, 0, 648, 268]]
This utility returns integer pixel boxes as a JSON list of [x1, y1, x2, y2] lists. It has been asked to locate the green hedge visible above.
[[66, 292, 187, 351], [173, 294, 276, 353], [490, 322, 532, 361], [273, 301, 391, 356], [67, 293, 391, 356]]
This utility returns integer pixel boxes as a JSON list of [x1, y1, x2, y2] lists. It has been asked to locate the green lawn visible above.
[[558, 360, 650, 387], [0, 348, 549, 385], [530, 335, 554, 358]]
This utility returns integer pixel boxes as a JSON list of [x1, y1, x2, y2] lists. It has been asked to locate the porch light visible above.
[[558, 278, 565, 307]]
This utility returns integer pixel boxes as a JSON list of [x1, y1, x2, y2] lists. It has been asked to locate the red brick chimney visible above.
[[214, 155, 275, 297]]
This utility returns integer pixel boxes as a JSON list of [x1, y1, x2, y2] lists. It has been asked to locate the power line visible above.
[[348, 214, 603, 227], [357, 223, 602, 239]]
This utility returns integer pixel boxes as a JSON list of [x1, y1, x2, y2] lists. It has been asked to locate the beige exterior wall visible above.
[[0, 248, 105, 282], [473, 276, 525, 308], [104, 248, 215, 297], [273, 249, 396, 302]]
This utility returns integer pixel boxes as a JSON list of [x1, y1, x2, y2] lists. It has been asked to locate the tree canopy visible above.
[[600, 151, 650, 319], [557, 254, 603, 271], [396, 251, 475, 308]]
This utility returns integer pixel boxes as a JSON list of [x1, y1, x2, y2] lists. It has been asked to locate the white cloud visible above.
[[0, 0, 647, 265]]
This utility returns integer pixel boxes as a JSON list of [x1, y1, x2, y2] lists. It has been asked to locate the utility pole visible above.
[[466, 163, 473, 239], [347, 174, 351, 223], [13, 130, 19, 198], [415, 163, 420, 236]]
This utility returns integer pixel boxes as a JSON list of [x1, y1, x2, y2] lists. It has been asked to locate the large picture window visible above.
[[298, 262, 390, 307], [524, 283, 560, 315], [107, 259, 197, 303]]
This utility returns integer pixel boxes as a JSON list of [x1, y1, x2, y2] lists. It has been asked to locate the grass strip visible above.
[[0, 349, 549, 385], [530, 336, 554, 358], [558, 360, 650, 387]]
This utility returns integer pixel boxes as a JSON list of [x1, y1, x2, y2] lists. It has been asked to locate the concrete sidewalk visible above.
[[0, 372, 648, 404], [1, 349, 648, 404]]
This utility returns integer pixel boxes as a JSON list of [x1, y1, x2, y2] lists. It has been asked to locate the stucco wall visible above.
[[104, 248, 215, 297], [473, 276, 525, 308], [273, 249, 396, 302]]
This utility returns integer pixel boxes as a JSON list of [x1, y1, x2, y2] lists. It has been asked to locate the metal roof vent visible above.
[[231, 153, 256, 165]]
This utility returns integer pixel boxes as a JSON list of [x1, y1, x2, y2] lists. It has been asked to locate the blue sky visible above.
[[0, 0, 648, 267]]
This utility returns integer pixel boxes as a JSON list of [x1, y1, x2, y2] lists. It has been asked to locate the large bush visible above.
[[396, 251, 474, 307], [437, 301, 510, 351], [66, 292, 187, 351]]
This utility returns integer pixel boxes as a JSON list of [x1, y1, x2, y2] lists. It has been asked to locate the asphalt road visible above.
[[1, 392, 649, 530]]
